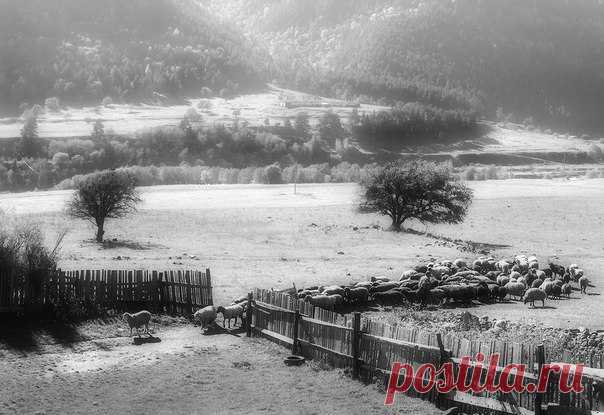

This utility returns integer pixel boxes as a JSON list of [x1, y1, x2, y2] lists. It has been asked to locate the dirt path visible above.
[[0, 325, 441, 415]]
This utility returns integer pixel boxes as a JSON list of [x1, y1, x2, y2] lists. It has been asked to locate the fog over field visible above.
[[3, 1, 604, 413]]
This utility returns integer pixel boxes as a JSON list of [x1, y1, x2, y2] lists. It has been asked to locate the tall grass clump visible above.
[[0, 218, 62, 306]]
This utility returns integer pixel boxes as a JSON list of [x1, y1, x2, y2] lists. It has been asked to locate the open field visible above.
[[1, 180, 603, 329]]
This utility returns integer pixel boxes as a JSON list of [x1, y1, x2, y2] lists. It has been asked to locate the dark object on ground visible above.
[[283, 355, 306, 366]]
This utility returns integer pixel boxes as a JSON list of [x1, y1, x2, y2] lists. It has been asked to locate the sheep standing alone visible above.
[[579, 276, 590, 294], [193, 306, 217, 330], [523, 288, 547, 308], [217, 305, 245, 328], [122, 310, 152, 337], [561, 283, 573, 298]]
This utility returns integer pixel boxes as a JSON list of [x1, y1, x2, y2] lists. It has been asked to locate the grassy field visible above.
[[1, 180, 603, 329]]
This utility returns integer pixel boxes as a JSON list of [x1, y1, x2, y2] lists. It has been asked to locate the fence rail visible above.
[[249, 288, 604, 415], [0, 268, 213, 314]]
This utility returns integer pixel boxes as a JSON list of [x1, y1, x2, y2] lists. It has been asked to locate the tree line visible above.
[[2, 104, 479, 192]]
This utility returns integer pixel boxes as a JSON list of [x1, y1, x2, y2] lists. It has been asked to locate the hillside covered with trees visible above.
[[202, 0, 604, 134], [0, 0, 269, 115]]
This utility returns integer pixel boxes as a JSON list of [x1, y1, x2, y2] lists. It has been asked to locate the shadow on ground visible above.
[[93, 239, 166, 251], [0, 319, 85, 354]]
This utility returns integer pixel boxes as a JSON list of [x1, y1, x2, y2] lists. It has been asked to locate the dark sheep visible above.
[[439, 284, 476, 304], [549, 263, 566, 278], [473, 282, 491, 302], [370, 282, 400, 294], [372, 289, 406, 305], [550, 284, 562, 299]]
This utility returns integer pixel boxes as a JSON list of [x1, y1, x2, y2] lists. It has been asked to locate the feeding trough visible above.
[[283, 355, 306, 366]]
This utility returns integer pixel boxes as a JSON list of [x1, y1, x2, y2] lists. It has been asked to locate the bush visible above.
[[0, 219, 61, 306], [265, 164, 282, 184]]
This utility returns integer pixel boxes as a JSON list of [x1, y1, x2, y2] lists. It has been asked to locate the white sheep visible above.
[[193, 306, 217, 330], [322, 285, 345, 296], [217, 304, 245, 328], [453, 259, 467, 269], [122, 310, 152, 337], [304, 294, 336, 310], [504, 282, 526, 301], [523, 288, 547, 308]]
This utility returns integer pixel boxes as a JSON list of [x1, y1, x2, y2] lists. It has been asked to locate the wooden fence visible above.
[[249, 289, 604, 415], [0, 268, 213, 315]]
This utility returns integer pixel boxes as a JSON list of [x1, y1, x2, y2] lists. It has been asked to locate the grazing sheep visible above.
[[550, 284, 562, 299], [297, 289, 320, 299], [579, 276, 590, 294], [193, 306, 217, 330], [497, 275, 510, 287], [122, 310, 152, 337], [399, 280, 419, 290], [370, 282, 400, 294], [496, 260, 511, 274], [354, 281, 373, 289], [217, 305, 245, 328], [329, 294, 344, 306], [540, 279, 554, 297], [400, 270, 420, 280], [487, 283, 501, 301], [523, 288, 547, 308], [428, 266, 450, 280], [304, 294, 336, 310], [344, 287, 369, 304], [549, 263, 566, 278], [415, 265, 429, 274], [322, 285, 345, 296], [485, 271, 500, 281], [504, 282, 526, 301], [498, 286, 508, 302], [571, 268, 584, 282], [439, 284, 475, 304], [561, 283, 573, 298], [418, 275, 432, 293], [372, 289, 406, 305], [453, 259, 467, 269], [473, 282, 491, 302]]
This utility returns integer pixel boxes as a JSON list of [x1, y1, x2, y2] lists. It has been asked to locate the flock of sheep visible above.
[[119, 256, 592, 336], [294, 255, 592, 310]]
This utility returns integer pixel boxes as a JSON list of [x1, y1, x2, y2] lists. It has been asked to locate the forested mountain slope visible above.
[[203, 0, 604, 133], [0, 0, 269, 114]]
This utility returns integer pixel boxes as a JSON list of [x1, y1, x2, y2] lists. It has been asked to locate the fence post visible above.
[[352, 312, 361, 379], [246, 292, 253, 337], [535, 344, 546, 415], [292, 309, 300, 355]]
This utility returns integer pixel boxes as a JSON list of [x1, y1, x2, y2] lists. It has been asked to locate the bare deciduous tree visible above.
[[68, 171, 141, 242], [360, 161, 473, 232]]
